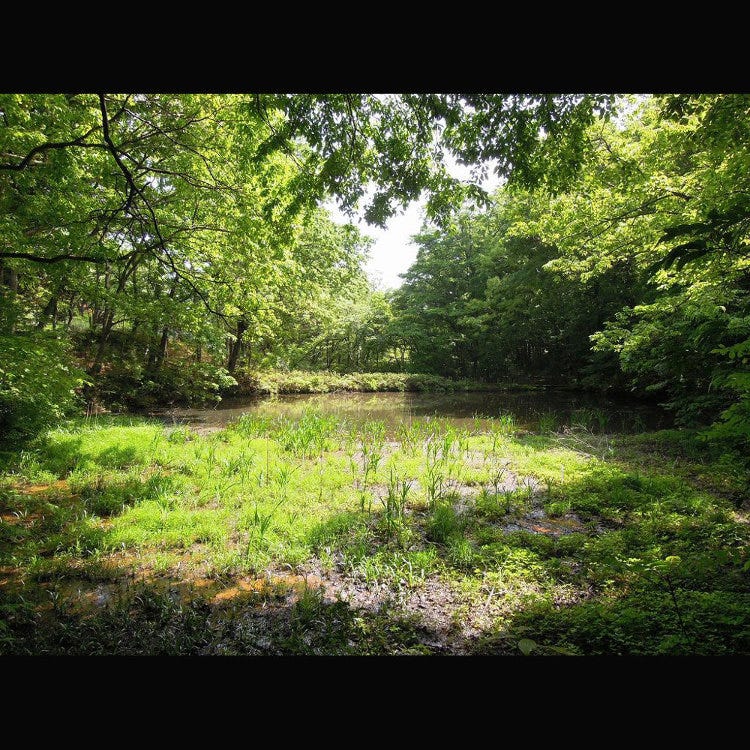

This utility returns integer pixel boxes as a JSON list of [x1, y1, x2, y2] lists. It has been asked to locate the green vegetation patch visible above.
[[1, 413, 747, 655], [233, 370, 494, 395]]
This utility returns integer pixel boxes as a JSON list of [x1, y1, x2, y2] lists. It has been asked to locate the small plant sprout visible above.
[[424, 462, 445, 508], [488, 459, 509, 498], [380, 467, 413, 539], [274, 461, 298, 503]]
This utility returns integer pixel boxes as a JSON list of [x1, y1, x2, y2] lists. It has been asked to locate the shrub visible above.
[[141, 361, 237, 406], [0, 333, 86, 443], [231, 369, 492, 395], [97, 360, 237, 410]]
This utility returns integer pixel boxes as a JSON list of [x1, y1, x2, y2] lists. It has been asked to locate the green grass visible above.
[[0, 410, 747, 655]]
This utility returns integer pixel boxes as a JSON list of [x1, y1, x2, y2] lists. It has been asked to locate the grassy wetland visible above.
[[2, 398, 747, 655]]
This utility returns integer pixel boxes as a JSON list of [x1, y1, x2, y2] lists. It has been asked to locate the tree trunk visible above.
[[1, 266, 18, 292], [151, 326, 169, 374], [89, 259, 141, 374], [145, 323, 160, 372], [36, 291, 59, 330], [227, 318, 248, 374], [66, 295, 76, 326], [90, 308, 115, 374]]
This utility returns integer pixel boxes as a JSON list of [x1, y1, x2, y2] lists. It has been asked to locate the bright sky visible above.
[[326, 156, 502, 290], [324, 200, 425, 290]]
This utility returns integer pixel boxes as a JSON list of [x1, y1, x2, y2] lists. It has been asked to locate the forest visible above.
[[0, 94, 748, 655]]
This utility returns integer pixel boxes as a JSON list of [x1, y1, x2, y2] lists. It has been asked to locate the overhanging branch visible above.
[[0, 251, 113, 264]]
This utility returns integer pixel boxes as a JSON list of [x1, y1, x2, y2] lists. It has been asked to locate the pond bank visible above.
[[229, 370, 501, 396]]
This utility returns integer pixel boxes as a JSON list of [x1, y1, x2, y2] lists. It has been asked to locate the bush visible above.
[[97, 359, 237, 410], [141, 361, 237, 406], [231, 369, 492, 395], [0, 333, 86, 443]]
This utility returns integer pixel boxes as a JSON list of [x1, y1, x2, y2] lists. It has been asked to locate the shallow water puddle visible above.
[[211, 573, 323, 605], [502, 509, 586, 536], [41, 571, 326, 615]]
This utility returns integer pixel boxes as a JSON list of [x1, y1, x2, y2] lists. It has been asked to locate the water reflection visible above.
[[158, 390, 669, 434]]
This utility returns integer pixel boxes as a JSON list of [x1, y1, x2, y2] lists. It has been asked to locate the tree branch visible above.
[[0, 125, 103, 171], [99, 94, 140, 214], [0, 251, 112, 264]]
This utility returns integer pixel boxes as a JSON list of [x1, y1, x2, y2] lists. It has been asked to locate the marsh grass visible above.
[[276, 411, 338, 459], [536, 411, 560, 434], [570, 407, 610, 433], [396, 421, 427, 456], [358, 420, 386, 492], [427, 502, 463, 544], [378, 468, 414, 540]]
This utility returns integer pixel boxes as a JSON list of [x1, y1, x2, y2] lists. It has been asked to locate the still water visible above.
[[159, 390, 670, 434]]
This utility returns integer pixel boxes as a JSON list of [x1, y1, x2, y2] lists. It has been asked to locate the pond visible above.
[[158, 389, 670, 434]]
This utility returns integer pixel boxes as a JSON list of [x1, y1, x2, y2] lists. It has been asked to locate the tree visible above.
[[389, 94, 750, 442], [392, 212, 490, 377]]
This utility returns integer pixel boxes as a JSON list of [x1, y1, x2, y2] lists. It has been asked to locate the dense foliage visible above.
[[0, 93, 614, 437], [0, 333, 86, 439], [231, 369, 492, 395], [0, 94, 375, 431], [390, 95, 750, 443]]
